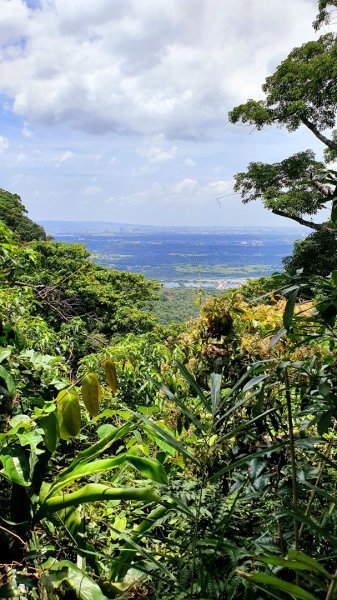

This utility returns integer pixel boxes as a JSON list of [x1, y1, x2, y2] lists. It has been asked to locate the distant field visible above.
[[46, 226, 303, 288]]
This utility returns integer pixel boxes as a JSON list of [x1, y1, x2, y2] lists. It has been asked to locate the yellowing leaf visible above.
[[81, 373, 101, 417], [104, 359, 118, 393], [57, 389, 81, 438]]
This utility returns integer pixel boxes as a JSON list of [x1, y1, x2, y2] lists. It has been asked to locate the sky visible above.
[[0, 0, 327, 226]]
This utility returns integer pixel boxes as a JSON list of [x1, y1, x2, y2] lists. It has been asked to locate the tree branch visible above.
[[272, 208, 337, 233], [301, 116, 337, 151], [310, 179, 335, 198]]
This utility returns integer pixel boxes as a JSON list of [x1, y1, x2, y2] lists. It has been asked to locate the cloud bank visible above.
[[0, 0, 317, 139]]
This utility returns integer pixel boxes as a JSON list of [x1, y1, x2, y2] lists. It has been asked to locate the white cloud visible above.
[[137, 135, 177, 162], [17, 153, 26, 162], [172, 178, 198, 193], [59, 150, 74, 162], [184, 158, 196, 167], [0, 136, 9, 152], [22, 122, 33, 137], [0, 0, 317, 139], [207, 180, 231, 194], [85, 185, 102, 195]]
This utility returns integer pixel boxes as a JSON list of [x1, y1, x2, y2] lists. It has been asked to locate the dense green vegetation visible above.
[[152, 287, 224, 325], [3, 4, 337, 599]]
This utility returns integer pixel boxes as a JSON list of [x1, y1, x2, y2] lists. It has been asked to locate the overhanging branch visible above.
[[301, 116, 337, 151], [272, 208, 337, 233]]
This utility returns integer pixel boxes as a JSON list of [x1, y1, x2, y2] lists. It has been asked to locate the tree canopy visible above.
[[228, 31, 337, 234], [0, 188, 47, 242]]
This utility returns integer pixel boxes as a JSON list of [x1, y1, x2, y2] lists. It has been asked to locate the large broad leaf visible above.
[[59, 421, 132, 480], [40, 412, 60, 453], [237, 571, 316, 600], [257, 553, 331, 577], [57, 389, 81, 438], [283, 287, 299, 332], [0, 365, 16, 398], [48, 455, 127, 496], [81, 373, 101, 417], [0, 446, 31, 486], [42, 560, 108, 600], [317, 409, 333, 436], [287, 550, 331, 578], [103, 359, 118, 393], [38, 483, 162, 518], [126, 455, 168, 485]]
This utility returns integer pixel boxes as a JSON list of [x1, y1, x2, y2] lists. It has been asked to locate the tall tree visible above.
[[228, 29, 337, 233]]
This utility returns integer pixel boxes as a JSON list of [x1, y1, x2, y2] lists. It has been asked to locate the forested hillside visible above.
[[2, 2, 337, 599]]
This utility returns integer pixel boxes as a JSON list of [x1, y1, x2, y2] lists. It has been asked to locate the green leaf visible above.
[[175, 360, 210, 410], [268, 327, 286, 350], [43, 560, 108, 600], [61, 421, 132, 478], [331, 271, 337, 287], [284, 507, 337, 548], [317, 409, 333, 436], [210, 373, 222, 415], [103, 358, 118, 393], [237, 571, 316, 600], [287, 550, 331, 578], [0, 446, 31, 486], [243, 374, 269, 393], [210, 442, 286, 482], [81, 373, 101, 417], [40, 412, 60, 453], [132, 410, 199, 465], [0, 348, 11, 363], [283, 288, 299, 331], [257, 551, 331, 577], [126, 455, 168, 485], [332, 199, 337, 224], [96, 423, 115, 438], [38, 484, 162, 518], [48, 455, 127, 497], [257, 555, 311, 571], [0, 365, 16, 398], [146, 375, 205, 434]]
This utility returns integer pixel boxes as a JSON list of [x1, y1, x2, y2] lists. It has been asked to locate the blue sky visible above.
[[0, 0, 326, 226]]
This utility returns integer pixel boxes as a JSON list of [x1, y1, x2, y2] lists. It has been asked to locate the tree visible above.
[[0, 188, 47, 242], [314, 1, 337, 30], [283, 227, 337, 276], [228, 29, 337, 234]]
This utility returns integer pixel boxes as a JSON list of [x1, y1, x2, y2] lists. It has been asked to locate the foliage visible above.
[[229, 27, 337, 271], [0, 189, 47, 242], [283, 228, 337, 276], [152, 286, 223, 325], [4, 5, 337, 597]]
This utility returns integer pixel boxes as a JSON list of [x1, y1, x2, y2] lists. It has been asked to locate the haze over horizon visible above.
[[0, 0, 322, 228]]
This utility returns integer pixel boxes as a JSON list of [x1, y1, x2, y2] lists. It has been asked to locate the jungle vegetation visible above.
[[3, 3, 337, 599]]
